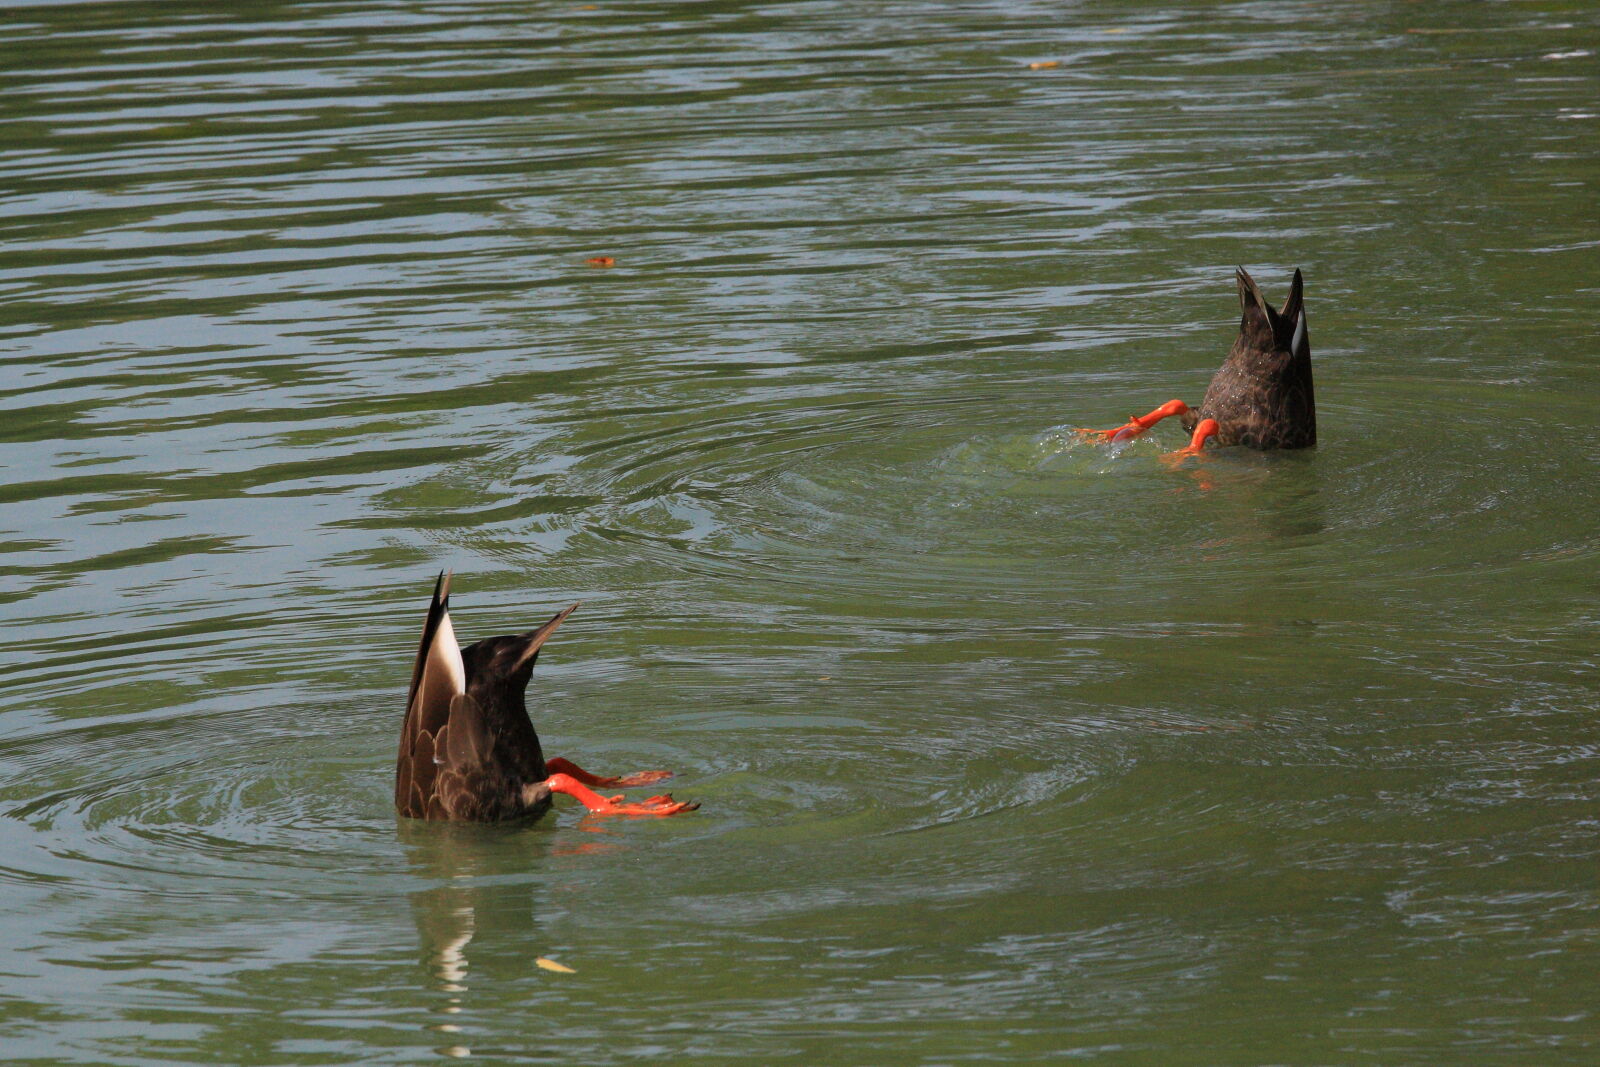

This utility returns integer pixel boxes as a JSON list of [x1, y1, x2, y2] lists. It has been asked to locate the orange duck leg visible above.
[[1163, 418, 1219, 460]]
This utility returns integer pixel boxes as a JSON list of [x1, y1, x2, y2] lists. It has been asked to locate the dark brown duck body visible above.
[[395, 573, 572, 821], [1180, 267, 1316, 450]]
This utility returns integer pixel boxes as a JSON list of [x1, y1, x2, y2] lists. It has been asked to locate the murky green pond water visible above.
[[2, 1, 1597, 1062]]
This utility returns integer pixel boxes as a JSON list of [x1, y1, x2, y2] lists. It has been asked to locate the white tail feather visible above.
[[415, 609, 467, 717]]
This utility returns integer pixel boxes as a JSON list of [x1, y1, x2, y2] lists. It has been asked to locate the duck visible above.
[[395, 572, 697, 821], [1079, 267, 1315, 456]]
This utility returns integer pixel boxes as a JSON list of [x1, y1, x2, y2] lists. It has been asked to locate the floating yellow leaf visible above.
[[1027, 60, 1060, 70], [536, 957, 576, 974]]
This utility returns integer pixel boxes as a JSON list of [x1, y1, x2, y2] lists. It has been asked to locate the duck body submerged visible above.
[[1078, 267, 1316, 456], [395, 573, 695, 822], [1180, 267, 1316, 450]]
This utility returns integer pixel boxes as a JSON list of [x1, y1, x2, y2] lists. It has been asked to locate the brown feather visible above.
[[444, 694, 489, 773]]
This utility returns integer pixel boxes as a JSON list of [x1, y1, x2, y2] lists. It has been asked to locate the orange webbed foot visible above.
[[605, 795, 699, 816], [1076, 400, 1189, 444], [544, 757, 673, 789], [607, 770, 673, 787], [1075, 419, 1148, 443], [545, 771, 698, 818]]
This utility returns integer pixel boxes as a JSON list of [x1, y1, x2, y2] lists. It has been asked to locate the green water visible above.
[[2, 1, 1597, 1062]]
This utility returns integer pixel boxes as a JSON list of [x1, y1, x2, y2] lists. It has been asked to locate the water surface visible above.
[[2, 0, 1597, 1062]]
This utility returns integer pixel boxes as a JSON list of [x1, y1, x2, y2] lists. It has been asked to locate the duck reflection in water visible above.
[[1080, 267, 1316, 460], [396, 572, 698, 821], [402, 821, 584, 1061], [412, 878, 475, 1057]]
